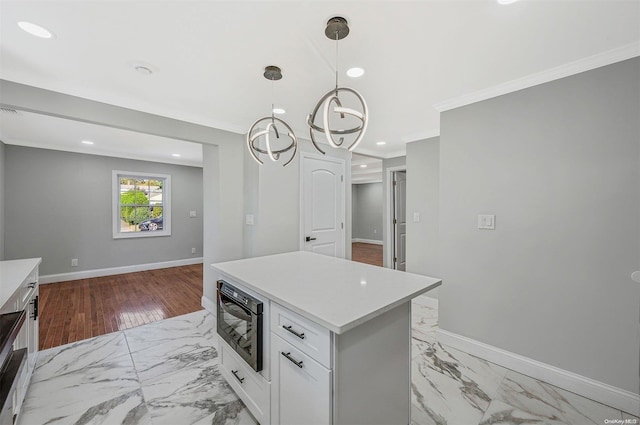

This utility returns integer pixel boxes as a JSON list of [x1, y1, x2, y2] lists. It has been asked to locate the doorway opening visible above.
[[351, 153, 383, 266], [386, 167, 407, 270]]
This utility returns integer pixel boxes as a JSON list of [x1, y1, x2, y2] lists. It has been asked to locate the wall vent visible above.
[[0, 107, 18, 114]]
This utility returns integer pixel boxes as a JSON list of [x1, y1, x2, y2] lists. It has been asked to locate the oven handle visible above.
[[218, 294, 253, 321]]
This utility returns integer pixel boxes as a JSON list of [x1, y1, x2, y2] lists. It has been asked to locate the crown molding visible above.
[[434, 42, 640, 113]]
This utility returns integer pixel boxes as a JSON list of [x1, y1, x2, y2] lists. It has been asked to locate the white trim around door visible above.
[[385, 165, 406, 269]]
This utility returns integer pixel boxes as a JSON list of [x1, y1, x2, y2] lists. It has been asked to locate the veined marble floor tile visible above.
[[623, 412, 640, 422], [19, 389, 151, 425], [141, 362, 256, 425], [478, 399, 562, 424], [131, 339, 219, 383], [411, 341, 508, 425], [412, 337, 432, 360], [19, 350, 144, 425], [124, 309, 215, 353], [412, 302, 438, 344], [33, 332, 129, 382], [492, 370, 622, 425]]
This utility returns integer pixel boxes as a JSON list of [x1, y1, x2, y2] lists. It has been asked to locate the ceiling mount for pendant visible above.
[[263, 65, 282, 81], [324, 16, 350, 40]]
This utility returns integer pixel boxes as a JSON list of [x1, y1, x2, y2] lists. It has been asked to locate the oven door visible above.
[[217, 290, 263, 371]]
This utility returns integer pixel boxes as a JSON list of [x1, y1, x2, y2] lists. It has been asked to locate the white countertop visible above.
[[211, 251, 441, 334], [0, 258, 42, 308]]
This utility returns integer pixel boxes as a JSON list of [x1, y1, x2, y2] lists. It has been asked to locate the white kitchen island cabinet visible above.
[[211, 251, 441, 425]]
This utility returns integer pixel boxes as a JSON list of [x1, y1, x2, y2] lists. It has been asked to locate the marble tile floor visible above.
[[17, 300, 638, 425]]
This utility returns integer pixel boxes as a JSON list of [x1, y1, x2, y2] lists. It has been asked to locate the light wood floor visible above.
[[352, 242, 383, 267], [39, 264, 203, 350]]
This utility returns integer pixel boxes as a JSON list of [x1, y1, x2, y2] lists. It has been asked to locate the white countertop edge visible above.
[[0, 258, 42, 309], [212, 267, 441, 334]]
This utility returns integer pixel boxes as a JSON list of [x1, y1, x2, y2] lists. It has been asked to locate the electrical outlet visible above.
[[189, 210, 197, 218], [477, 214, 495, 230], [373, 229, 377, 234], [71, 258, 78, 267], [246, 214, 254, 225], [191, 248, 196, 254]]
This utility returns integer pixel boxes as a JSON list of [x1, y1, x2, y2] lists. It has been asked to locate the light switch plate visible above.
[[189, 210, 197, 218], [477, 214, 495, 230], [245, 214, 254, 225], [413, 212, 420, 223]]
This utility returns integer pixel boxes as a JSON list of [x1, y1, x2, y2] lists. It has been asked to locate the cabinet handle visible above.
[[231, 369, 245, 384], [30, 295, 39, 320], [283, 325, 305, 340], [281, 351, 304, 368]]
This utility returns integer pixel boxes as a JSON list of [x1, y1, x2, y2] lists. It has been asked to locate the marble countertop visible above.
[[0, 258, 41, 309], [211, 251, 441, 334]]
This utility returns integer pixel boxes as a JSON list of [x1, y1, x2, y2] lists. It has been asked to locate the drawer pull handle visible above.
[[282, 351, 304, 368], [283, 325, 305, 340], [231, 369, 245, 384]]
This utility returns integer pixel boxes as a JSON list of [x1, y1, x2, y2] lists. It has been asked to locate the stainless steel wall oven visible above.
[[216, 280, 263, 372]]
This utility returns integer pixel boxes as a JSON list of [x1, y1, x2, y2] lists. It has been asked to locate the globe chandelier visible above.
[[307, 17, 368, 154], [246, 66, 298, 167]]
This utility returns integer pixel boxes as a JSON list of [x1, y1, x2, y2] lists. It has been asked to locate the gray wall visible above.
[[4, 145, 203, 276], [439, 58, 640, 393], [382, 156, 406, 267], [352, 183, 383, 242], [0, 140, 4, 260], [406, 137, 440, 298]]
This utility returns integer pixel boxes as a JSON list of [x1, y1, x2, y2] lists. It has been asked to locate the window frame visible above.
[[112, 170, 172, 239]]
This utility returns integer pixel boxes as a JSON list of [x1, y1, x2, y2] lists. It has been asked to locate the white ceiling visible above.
[[0, 110, 203, 166], [351, 153, 382, 184], [0, 1, 638, 159]]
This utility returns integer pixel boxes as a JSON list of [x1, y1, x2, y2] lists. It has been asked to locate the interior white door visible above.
[[302, 156, 345, 258], [393, 171, 407, 271]]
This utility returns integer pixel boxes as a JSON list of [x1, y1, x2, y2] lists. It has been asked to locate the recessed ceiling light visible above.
[[346, 67, 365, 78], [376, 141, 386, 145], [497, 0, 519, 4], [17, 21, 53, 39], [360, 164, 367, 168], [272, 108, 286, 115], [81, 140, 94, 145], [171, 153, 181, 157]]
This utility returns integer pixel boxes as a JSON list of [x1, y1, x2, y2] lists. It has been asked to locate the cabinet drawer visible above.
[[271, 303, 330, 368], [18, 272, 37, 310], [271, 333, 331, 425], [219, 341, 270, 425]]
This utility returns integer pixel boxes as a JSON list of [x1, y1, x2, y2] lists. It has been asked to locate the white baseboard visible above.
[[40, 257, 204, 284], [436, 329, 640, 416], [352, 238, 383, 245], [201, 295, 216, 316]]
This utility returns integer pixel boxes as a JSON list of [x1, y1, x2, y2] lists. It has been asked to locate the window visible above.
[[112, 170, 171, 238]]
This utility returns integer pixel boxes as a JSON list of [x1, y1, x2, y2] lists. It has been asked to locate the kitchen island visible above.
[[211, 251, 441, 425]]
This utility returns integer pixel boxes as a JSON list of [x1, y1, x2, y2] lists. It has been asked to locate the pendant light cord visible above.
[[335, 30, 339, 94]]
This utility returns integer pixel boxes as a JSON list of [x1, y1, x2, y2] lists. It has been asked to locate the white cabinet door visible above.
[[271, 334, 331, 425]]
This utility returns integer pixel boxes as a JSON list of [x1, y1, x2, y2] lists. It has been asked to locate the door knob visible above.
[[305, 236, 317, 242]]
